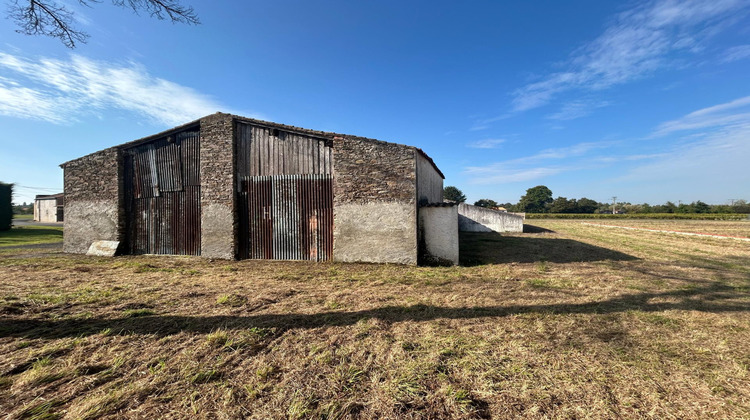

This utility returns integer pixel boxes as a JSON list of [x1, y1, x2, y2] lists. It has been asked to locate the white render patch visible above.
[[87, 240, 120, 256], [419, 205, 459, 265]]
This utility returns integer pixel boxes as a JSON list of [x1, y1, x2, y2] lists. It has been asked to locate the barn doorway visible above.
[[236, 123, 333, 261], [123, 129, 201, 255]]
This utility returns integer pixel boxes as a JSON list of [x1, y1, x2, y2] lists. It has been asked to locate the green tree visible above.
[[8, 0, 199, 48], [443, 186, 466, 203], [549, 197, 576, 213], [692, 200, 710, 213], [518, 185, 553, 213], [576, 198, 599, 214], [474, 198, 498, 208]]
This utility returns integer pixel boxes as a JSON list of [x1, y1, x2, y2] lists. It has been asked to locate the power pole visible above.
[[612, 196, 617, 214]]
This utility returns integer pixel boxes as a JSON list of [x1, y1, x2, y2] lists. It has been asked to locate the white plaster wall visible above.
[[458, 203, 524, 233], [419, 206, 458, 265], [201, 203, 234, 259], [334, 201, 417, 264], [64, 200, 119, 253], [34, 199, 58, 223]]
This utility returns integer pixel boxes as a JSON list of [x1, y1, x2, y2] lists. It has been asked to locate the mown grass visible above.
[[0, 225, 63, 247], [0, 220, 748, 419]]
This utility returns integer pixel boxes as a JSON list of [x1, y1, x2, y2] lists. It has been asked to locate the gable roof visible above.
[[61, 112, 445, 179]]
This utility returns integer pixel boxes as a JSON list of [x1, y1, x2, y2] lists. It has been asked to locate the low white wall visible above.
[[458, 203, 524, 233], [419, 206, 458, 265]]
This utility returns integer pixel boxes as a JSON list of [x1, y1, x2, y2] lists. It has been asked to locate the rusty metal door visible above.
[[123, 129, 201, 255], [238, 174, 333, 261]]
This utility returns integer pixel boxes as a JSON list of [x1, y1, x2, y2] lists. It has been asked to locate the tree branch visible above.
[[111, 0, 199, 24], [7, 0, 199, 48], [9, 0, 89, 48]]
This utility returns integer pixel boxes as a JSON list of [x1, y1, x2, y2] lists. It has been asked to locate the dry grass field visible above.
[[0, 219, 748, 419]]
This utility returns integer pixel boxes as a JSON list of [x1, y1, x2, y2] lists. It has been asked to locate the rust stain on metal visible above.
[[124, 129, 201, 255], [236, 121, 334, 261]]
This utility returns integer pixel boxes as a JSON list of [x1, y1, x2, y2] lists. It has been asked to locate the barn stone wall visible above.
[[62, 148, 123, 254], [332, 136, 418, 264], [199, 113, 237, 259]]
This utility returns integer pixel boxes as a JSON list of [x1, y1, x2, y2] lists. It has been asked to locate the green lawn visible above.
[[0, 225, 63, 247]]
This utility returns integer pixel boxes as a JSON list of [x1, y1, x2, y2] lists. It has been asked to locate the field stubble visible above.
[[0, 219, 748, 419]]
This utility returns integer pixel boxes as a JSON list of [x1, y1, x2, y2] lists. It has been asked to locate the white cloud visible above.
[[0, 52, 254, 126], [720, 44, 750, 63], [463, 141, 615, 185], [464, 164, 565, 185], [512, 0, 749, 112], [468, 138, 506, 149], [547, 100, 612, 121], [616, 121, 750, 201], [651, 95, 750, 136]]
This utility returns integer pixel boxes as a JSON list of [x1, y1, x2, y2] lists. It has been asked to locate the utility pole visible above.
[[612, 196, 617, 214]]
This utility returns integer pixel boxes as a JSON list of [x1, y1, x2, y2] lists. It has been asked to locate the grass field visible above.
[[0, 225, 63, 249], [0, 220, 748, 419]]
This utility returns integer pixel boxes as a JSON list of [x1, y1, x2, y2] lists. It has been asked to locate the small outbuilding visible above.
[[61, 113, 453, 264], [34, 193, 64, 223]]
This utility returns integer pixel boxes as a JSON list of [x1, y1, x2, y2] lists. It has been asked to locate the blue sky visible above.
[[1, 0, 749, 205]]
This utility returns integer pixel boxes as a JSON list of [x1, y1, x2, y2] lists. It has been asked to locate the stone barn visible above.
[[61, 113, 454, 265]]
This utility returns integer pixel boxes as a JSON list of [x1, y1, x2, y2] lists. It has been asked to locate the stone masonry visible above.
[[199, 113, 237, 259], [62, 147, 123, 253], [332, 136, 419, 264]]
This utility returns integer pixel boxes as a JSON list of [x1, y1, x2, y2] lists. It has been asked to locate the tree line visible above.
[[443, 185, 750, 214]]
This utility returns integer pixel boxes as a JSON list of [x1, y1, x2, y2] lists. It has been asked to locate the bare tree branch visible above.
[[6, 0, 199, 48], [112, 0, 199, 24], [9, 0, 88, 48]]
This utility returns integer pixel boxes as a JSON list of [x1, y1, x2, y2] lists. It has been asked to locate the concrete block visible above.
[[87, 240, 120, 257]]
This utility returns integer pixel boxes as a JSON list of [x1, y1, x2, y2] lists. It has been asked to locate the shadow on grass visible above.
[[523, 224, 554, 233], [1, 283, 746, 340], [459, 232, 636, 266]]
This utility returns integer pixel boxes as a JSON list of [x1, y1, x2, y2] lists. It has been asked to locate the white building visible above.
[[34, 193, 64, 223]]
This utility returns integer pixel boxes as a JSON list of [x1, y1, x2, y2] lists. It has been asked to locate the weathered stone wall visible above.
[[62, 148, 123, 253], [199, 113, 237, 259], [458, 203, 524, 233], [332, 136, 418, 264], [419, 205, 458, 265], [416, 152, 443, 205]]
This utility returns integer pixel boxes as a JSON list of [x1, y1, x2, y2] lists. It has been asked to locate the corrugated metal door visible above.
[[238, 175, 333, 261], [236, 122, 334, 261], [124, 129, 201, 255]]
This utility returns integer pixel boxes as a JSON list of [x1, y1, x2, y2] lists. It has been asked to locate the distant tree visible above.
[[576, 198, 599, 214], [733, 199, 750, 214], [443, 186, 466, 203], [549, 197, 576, 213], [692, 200, 710, 214], [474, 198, 498, 208], [675, 203, 691, 213], [518, 185, 553, 213], [0, 182, 12, 231], [8, 0, 200, 48], [657, 201, 677, 213]]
